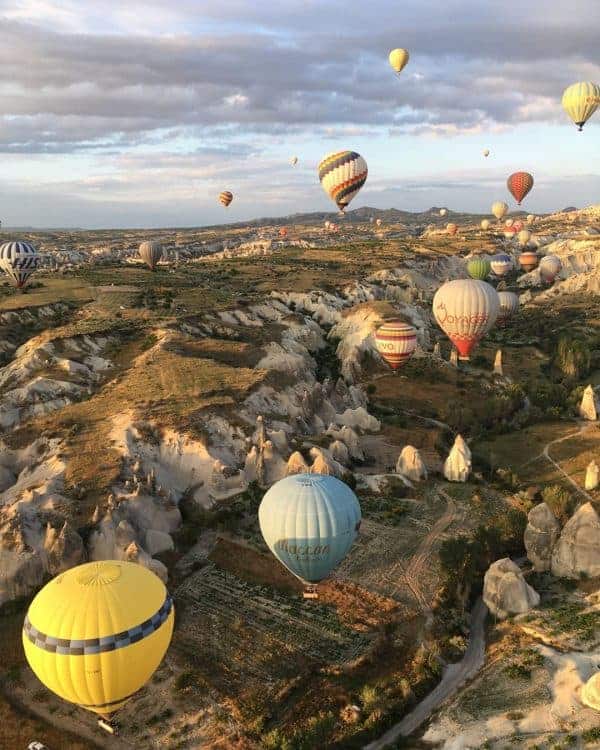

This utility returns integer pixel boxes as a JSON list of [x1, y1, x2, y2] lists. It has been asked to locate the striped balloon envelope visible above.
[[374, 319, 418, 371], [497, 291, 520, 326], [0, 241, 38, 288], [539, 254, 562, 284], [491, 253, 514, 276], [466, 257, 491, 280], [318, 151, 368, 213], [562, 81, 600, 131], [507, 172, 534, 205], [218, 190, 233, 207], [139, 240, 163, 271]]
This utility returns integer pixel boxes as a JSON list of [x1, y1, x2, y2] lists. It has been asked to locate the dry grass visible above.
[[0, 277, 94, 310]]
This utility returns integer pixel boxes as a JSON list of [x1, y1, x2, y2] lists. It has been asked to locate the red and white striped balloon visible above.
[[374, 320, 418, 371]]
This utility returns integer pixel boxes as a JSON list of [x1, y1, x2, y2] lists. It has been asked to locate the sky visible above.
[[0, 0, 599, 228]]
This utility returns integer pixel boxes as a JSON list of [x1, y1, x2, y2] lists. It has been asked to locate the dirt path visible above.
[[363, 598, 488, 750], [400, 488, 458, 623], [541, 425, 597, 503]]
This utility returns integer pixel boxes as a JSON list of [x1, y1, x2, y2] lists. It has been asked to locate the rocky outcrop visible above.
[[396, 446, 427, 481], [483, 558, 540, 619], [585, 460, 599, 491], [524, 503, 560, 572], [551, 503, 600, 579], [44, 521, 85, 576], [286, 451, 310, 476], [579, 385, 598, 421], [443, 435, 471, 482], [493, 349, 503, 376]]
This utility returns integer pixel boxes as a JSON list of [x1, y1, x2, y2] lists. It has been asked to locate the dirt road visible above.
[[363, 598, 488, 750]]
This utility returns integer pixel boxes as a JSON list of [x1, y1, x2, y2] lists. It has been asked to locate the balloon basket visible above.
[[458, 356, 470, 362], [98, 718, 119, 735], [303, 585, 319, 600]]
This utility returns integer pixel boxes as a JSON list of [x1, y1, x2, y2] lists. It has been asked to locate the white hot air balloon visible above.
[[505, 219, 514, 228], [483, 148, 490, 157], [497, 291, 520, 326], [439, 208, 448, 217], [433, 279, 499, 360], [490, 253, 514, 277], [527, 214, 536, 225], [481, 219, 491, 231], [539, 255, 562, 284], [290, 156, 299, 166], [492, 201, 508, 221], [517, 229, 532, 247]]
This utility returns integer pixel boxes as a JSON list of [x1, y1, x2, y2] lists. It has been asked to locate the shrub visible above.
[[541, 485, 576, 525]]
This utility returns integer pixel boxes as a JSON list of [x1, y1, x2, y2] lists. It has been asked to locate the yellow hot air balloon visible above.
[[23, 561, 174, 720], [492, 201, 508, 221], [483, 149, 490, 157], [318, 151, 368, 213], [389, 48, 410, 75], [562, 82, 600, 131], [481, 219, 491, 231]]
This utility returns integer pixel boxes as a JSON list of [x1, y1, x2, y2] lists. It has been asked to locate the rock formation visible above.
[[449, 348, 458, 367], [444, 435, 471, 482], [524, 503, 560, 571], [585, 460, 599, 491], [551, 502, 600, 579], [579, 385, 598, 421], [396, 446, 427, 481], [433, 342, 441, 358], [493, 349, 503, 376], [483, 558, 540, 619]]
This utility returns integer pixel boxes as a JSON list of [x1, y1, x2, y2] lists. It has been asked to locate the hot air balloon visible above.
[[467, 257, 491, 280], [517, 230, 531, 247], [562, 82, 600, 131], [374, 319, 417, 371], [139, 241, 163, 271], [219, 191, 233, 207], [440, 208, 448, 217], [279, 227, 288, 238], [290, 156, 298, 166], [490, 253, 513, 277], [258, 474, 361, 592], [497, 291, 519, 326], [0, 241, 38, 289], [505, 219, 514, 228], [539, 254, 562, 284], [318, 151, 367, 214], [492, 201, 509, 221], [446, 222, 458, 236], [389, 48, 409, 75], [527, 214, 536, 224], [483, 149, 490, 157], [376, 218, 382, 227], [23, 561, 174, 722], [507, 172, 534, 205], [433, 279, 499, 360], [324, 221, 331, 229], [512, 220, 524, 232], [519, 250, 539, 272], [481, 219, 491, 231], [503, 227, 517, 240]]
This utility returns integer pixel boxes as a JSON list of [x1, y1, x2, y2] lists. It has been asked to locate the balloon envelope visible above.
[[258, 474, 361, 584], [491, 254, 513, 277], [517, 230, 531, 247], [481, 219, 491, 231], [439, 208, 448, 217], [433, 279, 499, 360], [562, 82, 600, 130], [290, 156, 298, 166], [519, 250, 539, 272], [539, 254, 562, 284], [483, 149, 490, 157], [23, 561, 174, 718], [0, 241, 38, 288], [507, 172, 534, 205], [446, 222, 458, 235], [389, 48, 410, 74], [467, 257, 491, 280], [492, 201, 508, 220], [219, 191, 233, 207], [374, 319, 417, 370], [139, 240, 163, 271], [318, 151, 368, 213], [497, 291, 519, 326]]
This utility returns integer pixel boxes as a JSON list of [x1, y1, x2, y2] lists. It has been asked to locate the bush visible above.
[[541, 485, 576, 525]]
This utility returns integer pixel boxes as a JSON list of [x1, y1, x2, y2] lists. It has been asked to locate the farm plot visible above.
[[173, 564, 371, 699]]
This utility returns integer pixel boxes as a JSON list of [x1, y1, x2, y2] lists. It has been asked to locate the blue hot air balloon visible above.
[[258, 474, 361, 586]]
